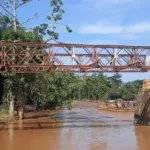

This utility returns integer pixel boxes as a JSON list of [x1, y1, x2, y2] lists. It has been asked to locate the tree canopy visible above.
[[0, 0, 72, 117]]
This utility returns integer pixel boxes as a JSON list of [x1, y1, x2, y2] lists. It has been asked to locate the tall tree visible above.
[[0, 0, 72, 40], [121, 80, 142, 100], [0, 0, 72, 118], [108, 73, 123, 88]]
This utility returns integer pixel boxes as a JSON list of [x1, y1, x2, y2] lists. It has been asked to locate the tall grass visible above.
[[0, 105, 9, 122]]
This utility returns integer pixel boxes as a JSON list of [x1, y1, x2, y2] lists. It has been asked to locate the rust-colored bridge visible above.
[[0, 41, 150, 73]]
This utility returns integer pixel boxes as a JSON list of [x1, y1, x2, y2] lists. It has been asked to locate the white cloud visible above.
[[61, 39, 117, 45], [84, 0, 136, 5], [79, 21, 150, 34], [85, 39, 117, 45], [116, 34, 141, 40]]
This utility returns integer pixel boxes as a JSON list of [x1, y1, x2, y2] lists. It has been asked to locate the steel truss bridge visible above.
[[0, 41, 150, 73]]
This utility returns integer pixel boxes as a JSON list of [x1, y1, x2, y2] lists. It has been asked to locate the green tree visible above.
[[83, 74, 109, 101], [121, 80, 142, 100], [104, 73, 123, 100], [108, 73, 123, 88], [0, 0, 72, 118], [0, 0, 72, 40]]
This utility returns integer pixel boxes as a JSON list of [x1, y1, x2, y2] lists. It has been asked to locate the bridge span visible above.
[[0, 41, 150, 73]]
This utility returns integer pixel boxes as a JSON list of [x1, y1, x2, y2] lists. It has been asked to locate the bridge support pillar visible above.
[[134, 90, 150, 125]]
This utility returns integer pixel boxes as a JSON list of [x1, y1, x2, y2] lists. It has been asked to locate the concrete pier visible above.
[[134, 90, 150, 125]]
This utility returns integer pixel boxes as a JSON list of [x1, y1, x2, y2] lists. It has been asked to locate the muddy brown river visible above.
[[0, 101, 150, 150]]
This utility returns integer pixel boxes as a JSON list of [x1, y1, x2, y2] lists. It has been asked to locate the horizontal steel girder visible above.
[[0, 41, 150, 73]]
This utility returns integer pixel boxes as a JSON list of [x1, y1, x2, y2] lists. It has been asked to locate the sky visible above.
[[9, 0, 150, 82]]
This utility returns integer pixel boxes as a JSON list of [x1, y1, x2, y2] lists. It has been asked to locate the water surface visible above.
[[0, 101, 150, 150]]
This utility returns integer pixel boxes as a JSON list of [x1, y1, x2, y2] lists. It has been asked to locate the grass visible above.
[[0, 106, 9, 122]]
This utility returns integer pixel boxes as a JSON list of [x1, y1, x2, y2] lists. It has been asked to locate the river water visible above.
[[0, 101, 150, 150]]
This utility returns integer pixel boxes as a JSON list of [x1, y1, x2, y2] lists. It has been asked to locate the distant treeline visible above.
[[0, 72, 143, 110]]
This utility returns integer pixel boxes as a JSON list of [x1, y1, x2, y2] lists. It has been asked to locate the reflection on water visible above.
[[135, 126, 150, 150], [0, 102, 150, 150]]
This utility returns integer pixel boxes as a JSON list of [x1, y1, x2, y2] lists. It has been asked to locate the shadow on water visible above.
[[134, 126, 150, 150], [50, 114, 114, 119], [24, 112, 58, 120], [0, 123, 133, 131], [24, 111, 79, 120], [0, 121, 5, 124], [0, 110, 134, 131]]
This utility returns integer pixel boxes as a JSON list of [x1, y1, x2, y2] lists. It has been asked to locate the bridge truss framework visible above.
[[0, 41, 150, 73]]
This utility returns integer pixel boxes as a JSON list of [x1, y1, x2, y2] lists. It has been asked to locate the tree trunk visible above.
[[13, 0, 17, 32], [9, 94, 14, 119], [18, 95, 24, 120], [9, 0, 16, 119]]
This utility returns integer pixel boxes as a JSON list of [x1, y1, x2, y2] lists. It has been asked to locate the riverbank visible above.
[[0, 101, 98, 130], [0, 107, 62, 123], [98, 106, 135, 112], [23, 109, 62, 120], [0, 100, 96, 121], [0, 100, 135, 123]]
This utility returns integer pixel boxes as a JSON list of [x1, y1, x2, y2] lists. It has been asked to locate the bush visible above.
[[0, 105, 9, 121]]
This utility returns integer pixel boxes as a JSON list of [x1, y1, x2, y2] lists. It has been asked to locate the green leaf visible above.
[[47, 16, 51, 20], [66, 25, 72, 33]]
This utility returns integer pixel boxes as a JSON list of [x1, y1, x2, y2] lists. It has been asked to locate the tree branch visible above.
[[50, 39, 66, 44], [17, 13, 39, 27], [16, 0, 32, 9], [44, 38, 53, 43], [0, 3, 14, 17]]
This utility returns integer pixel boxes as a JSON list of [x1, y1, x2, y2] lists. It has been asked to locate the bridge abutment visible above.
[[134, 90, 150, 125]]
